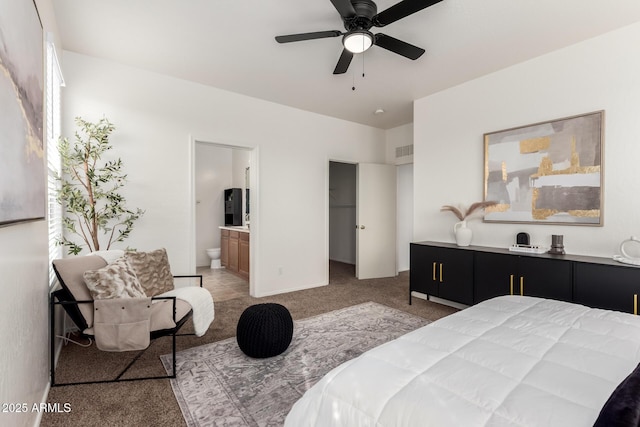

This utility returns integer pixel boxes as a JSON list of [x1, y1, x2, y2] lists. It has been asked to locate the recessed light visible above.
[[374, 109, 385, 115]]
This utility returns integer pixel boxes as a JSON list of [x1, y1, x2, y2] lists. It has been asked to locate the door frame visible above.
[[189, 136, 259, 296]]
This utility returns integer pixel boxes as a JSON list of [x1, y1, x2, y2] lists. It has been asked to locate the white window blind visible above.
[[46, 36, 65, 288]]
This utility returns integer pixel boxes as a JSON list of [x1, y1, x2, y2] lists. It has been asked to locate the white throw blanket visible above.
[[158, 287, 214, 337]]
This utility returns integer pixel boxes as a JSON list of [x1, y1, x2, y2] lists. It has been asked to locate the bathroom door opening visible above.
[[192, 139, 256, 299]]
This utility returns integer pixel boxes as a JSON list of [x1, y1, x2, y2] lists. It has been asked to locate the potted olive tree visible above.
[[56, 117, 144, 255]]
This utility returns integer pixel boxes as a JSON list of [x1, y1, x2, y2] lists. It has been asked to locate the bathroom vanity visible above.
[[220, 226, 249, 280]]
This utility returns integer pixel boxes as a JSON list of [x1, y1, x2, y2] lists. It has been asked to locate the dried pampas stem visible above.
[[440, 205, 465, 221], [441, 201, 497, 220]]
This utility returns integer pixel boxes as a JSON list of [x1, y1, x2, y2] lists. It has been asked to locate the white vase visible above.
[[454, 220, 473, 246]]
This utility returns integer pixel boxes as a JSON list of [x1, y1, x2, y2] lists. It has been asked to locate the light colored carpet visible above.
[[160, 302, 430, 427], [43, 264, 458, 427]]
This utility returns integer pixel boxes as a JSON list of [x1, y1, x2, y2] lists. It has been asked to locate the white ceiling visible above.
[[51, 0, 640, 129]]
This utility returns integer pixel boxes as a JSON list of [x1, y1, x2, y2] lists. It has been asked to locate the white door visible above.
[[356, 163, 397, 279]]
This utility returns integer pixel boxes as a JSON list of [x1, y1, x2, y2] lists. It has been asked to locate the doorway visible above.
[[329, 161, 357, 282], [328, 161, 397, 282], [191, 139, 256, 299]]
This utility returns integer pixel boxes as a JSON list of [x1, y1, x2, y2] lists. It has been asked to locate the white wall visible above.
[[0, 2, 59, 426], [397, 163, 413, 272], [231, 148, 251, 226], [0, 223, 49, 427], [60, 52, 386, 296], [232, 149, 251, 190], [385, 123, 414, 272], [414, 22, 640, 257], [386, 123, 414, 165], [194, 144, 232, 267]]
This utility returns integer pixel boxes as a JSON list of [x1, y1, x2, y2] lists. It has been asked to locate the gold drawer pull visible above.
[[510, 275, 514, 295], [439, 263, 443, 282], [635, 294, 638, 316], [520, 277, 524, 296], [432, 262, 437, 281]]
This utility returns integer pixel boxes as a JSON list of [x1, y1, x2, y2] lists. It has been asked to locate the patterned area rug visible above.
[[160, 302, 430, 427]]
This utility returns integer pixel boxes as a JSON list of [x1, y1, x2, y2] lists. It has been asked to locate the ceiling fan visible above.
[[275, 0, 443, 74]]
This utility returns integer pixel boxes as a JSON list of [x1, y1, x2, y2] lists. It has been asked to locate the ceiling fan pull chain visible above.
[[362, 51, 366, 78], [352, 70, 356, 91]]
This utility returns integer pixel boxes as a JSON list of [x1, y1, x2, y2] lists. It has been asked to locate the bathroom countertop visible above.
[[219, 225, 250, 233]]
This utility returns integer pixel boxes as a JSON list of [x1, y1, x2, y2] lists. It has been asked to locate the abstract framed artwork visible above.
[[0, 0, 45, 227], [483, 111, 604, 225]]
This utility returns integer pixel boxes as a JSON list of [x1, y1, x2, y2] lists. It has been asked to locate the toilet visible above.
[[206, 248, 222, 269]]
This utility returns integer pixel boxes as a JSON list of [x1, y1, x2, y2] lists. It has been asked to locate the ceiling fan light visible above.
[[343, 31, 373, 54]]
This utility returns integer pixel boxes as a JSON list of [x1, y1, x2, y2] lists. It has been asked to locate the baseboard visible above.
[[328, 257, 355, 265], [254, 280, 328, 298], [33, 381, 51, 427]]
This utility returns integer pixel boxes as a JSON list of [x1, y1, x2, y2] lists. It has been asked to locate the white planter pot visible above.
[[454, 220, 473, 247]]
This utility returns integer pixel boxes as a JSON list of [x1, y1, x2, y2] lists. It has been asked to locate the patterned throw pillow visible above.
[[124, 248, 174, 297], [83, 257, 146, 300]]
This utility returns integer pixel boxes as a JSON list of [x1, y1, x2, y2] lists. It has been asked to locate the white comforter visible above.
[[285, 296, 640, 426]]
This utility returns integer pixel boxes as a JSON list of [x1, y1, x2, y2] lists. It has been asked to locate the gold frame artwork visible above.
[[483, 111, 604, 226]]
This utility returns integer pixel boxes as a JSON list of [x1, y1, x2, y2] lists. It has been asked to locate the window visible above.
[[46, 35, 65, 288]]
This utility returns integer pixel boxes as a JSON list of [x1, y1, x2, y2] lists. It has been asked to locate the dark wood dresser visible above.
[[410, 241, 640, 315]]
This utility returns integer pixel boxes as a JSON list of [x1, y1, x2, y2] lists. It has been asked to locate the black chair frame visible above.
[[50, 274, 203, 387]]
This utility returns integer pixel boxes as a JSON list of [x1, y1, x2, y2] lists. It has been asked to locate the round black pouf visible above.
[[236, 303, 293, 358]]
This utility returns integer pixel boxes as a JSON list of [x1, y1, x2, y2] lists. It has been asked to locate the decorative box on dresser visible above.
[[410, 241, 640, 315]]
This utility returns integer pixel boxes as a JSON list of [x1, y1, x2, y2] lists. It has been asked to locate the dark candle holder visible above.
[[548, 234, 565, 255]]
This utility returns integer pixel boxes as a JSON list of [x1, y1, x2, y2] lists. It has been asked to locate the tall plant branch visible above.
[[83, 148, 100, 250], [72, 211, 93, 251], [55, 117, 145, 255]]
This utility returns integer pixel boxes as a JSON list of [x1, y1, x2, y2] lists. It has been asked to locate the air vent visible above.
[[395, 144, 414, 158]]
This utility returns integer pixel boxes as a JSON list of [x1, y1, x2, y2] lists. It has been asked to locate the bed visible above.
[[285, 295, 640, 426]]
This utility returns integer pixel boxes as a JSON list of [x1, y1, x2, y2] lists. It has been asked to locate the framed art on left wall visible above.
[[0, 0, 45, 227]]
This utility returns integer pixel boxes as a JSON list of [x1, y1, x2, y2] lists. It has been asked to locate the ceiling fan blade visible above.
[[374, 33, 425, 60], [275, 30, 342, 44], [333, 49, 354, 74], [373, 0, 443, 27], [330, 0, 357, 18]]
